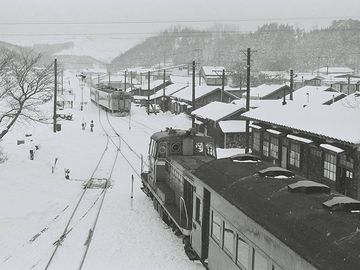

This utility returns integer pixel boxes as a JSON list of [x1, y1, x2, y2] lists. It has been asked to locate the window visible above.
[[195, 197, 201, 224], [223, 222, 234, 256], [339, 154, 354, 169], [346, 170, 353, 179], [253, 130, 260, 151], [263, 133, 269, 157], [253, 249, 268, 270], [289, 142, 300, 168], [324, 152, 337, 181], [194, 142, 204, 153], [270, 136, 279, 159], [211, 211, 221, 243], [310, 148, 322, 158], [170, 142, 182, 154], [158, 142, 167, 158], [237, 236, 250, 269], [206, 143, 215, 157]]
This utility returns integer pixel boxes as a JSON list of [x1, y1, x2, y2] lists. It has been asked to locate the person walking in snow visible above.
[[81, 122, 86, 131], [64, 168, 70, 180], [90, 120, 94, 132]]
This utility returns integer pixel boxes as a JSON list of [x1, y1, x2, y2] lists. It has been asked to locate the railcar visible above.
[[142, 129, 360, 270], [191, 155, 360, 270], [90, 87, 131, 113], [141, 128, 216, 238]]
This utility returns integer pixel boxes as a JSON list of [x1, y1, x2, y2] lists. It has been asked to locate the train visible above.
[[141, 128, 360, 270], [90, 87, 131, 113]]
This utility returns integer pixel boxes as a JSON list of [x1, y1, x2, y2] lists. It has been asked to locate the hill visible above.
[[109, 19, 360, 73]]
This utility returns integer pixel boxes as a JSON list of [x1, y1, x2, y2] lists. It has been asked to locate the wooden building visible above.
[[191, 101, 246, 148], [242, 104, 360, 199]]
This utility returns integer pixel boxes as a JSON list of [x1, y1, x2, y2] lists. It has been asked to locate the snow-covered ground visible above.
[[0, 74, 205, 269]]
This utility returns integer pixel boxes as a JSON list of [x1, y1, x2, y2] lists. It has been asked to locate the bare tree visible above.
[[0, 50, 15, 100], [0, 51, 54, 140]]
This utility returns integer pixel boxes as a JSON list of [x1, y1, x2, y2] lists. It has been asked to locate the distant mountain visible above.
[[0, 40, 106, 70], [109, 19, 360, 73]]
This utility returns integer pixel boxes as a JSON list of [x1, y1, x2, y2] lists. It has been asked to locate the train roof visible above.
[[193, 154, 360, 270], [151, 128, 214, 142]]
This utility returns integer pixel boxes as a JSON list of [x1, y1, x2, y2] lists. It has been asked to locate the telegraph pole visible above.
[[108, 72, 110, 86], [147, 71, 150, 115], [290, 69, 294, 100], [192, 60, 196, 128], [163, 69, 166, 111], [130, 71, 133, 92], [61, 69, 64, 94], [53, 59, 58, 133], [245, 48, 251, 153], [221, 69, 225, 102], [124, 70, 127, 91]]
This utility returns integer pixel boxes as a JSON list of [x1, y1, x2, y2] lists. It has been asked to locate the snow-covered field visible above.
[[0, 74, 205, 269]]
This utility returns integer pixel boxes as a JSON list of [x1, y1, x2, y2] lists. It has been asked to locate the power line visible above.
[[0, 16, 358, 25]]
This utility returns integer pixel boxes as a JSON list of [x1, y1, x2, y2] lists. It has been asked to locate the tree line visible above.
[[110, 19, 360, 73]]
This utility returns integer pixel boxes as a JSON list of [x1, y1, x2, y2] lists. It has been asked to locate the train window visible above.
[[195, 197, 201, 224], [170, 142, 182, 154], [253, 249, 268, 270], [211, 211, 221, 244], [237, 236, 250, 269], [194, 142, 204, 154], [158, 142, 167, 158], [223, 222, 234, 257]]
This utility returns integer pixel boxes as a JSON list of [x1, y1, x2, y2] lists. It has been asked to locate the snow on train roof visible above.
[[193, 158, 360, 270]]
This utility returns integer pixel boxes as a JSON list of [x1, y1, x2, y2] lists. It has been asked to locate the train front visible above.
[[141, 128, 216, 236]]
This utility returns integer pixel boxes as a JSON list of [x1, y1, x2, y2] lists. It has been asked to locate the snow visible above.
[[201, 66, 225, 77], [289, 85, 344, 105], [0, 73, 204, 270], [191, 101, 244, 122], [218, 120, 246, 133], [242, 104, 360, 145], [266, 129, 282, 135], [171, 85, 219, 102], [320, 144, 344, 153], [286, 134, 313, 144], [216, 148, 245, 159], [242, 84, 287, 99]]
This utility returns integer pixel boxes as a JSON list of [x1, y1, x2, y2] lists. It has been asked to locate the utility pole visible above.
[[124, 70, 127, 91], [163, 69, 166, 111], [147, 71, 150, 115], [97, 74, 100, 87], [108, 72, 110, 87], [347, 74, 351, 95], [199, 68, 201, 86], [290, 69, 294, 100], [221, 69, 225, 102], [192, 60, 196, 128], [245, 48, 251, 153], [130, 71, 133, 92], [61, 69, 64, 95], [53, 59, 58, 133]]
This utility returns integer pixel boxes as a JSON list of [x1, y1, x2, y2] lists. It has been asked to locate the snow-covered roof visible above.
[[201, 66, 225, 77], [294, 73, 325, 82], [141, 79, 166, 90], [191, 101, 244, 122], [150, 83, 188, 100], [331, 92, 360, 109], [242, 104, 360, 145], [219, 120, 246, 133], [232, 98, 287, 108], [290, 85, 345, 105], [171, 85, 220, 102], [242, 84, 287, 99]]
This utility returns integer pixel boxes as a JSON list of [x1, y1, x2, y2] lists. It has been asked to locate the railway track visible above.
[[43, 109, 121, 270]]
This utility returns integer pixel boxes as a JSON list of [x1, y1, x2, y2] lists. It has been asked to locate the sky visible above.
[[0, 0, 359, 62]]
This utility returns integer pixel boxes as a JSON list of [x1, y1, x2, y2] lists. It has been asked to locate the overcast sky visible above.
[[0, 0, 359, 61]]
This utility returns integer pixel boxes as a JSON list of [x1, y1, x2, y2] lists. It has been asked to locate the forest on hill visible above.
[[110, 19, 360, 73]]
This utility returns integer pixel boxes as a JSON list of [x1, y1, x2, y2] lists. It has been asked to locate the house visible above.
[[289, 85, 346, 106], [148, 83, 188, 111], [191, 101, 246, 148], [201, 66, 227, 86], [293, 74, 325, 90], [323, 74, 360, 94], [242, 84, 291, 100], [242, 104, 360, 199], [170, 85, 238, 114]]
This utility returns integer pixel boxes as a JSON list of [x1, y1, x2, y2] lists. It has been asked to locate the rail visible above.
[[179, 196, 189, 229]]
